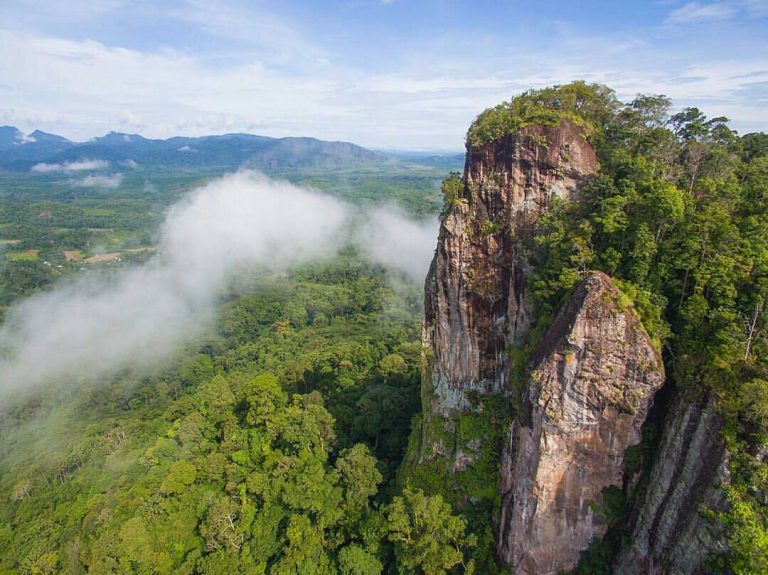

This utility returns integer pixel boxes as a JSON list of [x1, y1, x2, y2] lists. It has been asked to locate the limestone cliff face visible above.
[[613, 391, 729, 574], [424, 119, 597, 416], [497, 272, 665, 574]]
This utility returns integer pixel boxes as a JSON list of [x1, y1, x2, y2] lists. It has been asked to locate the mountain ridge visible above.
[[0, 126, 396, 172]]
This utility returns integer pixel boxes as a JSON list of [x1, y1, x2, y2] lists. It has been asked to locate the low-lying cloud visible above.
[[31, 159, 110, 173], [0, 171, 437, 398], [71, 173, 123, 189], [357, 205, 438, 283]]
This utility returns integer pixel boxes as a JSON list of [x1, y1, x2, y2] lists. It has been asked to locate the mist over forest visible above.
[[0, 171, 437, 398]]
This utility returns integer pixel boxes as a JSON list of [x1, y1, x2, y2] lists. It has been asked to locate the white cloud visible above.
[[16, 132, 35, 144], [0, 171, 437, 397], [171, 0, 327, 68], [31, 159, 110, 172], [120, 110, 144, 128], [0, 28, 341, 140], [665, 0, 768, 25], [71, 173, 123, 189], [665, 2, 738, 25], [0, 0, 126, 28], [356, 205, 437, 283], [743, 0, 768, 17]]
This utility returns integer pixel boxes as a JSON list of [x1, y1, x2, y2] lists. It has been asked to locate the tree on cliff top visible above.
[[466, 81, 620, 147]]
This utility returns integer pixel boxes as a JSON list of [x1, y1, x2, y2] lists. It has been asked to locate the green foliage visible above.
[[0, 254, 429, 574], [587, 485, 625, 526], [0, 365, 389, 573], [738, 379, 768, 431], [715, 485, 768, 574], [385, 487, 473, 575], [613, 279, 670, 353], [466, 81, 619, 147], [338, 544, 383, 575], [571, 537, 614, 575], [160, 460, 197, 494], [439, 171, 464, 218], [401, 395, 507, 573]]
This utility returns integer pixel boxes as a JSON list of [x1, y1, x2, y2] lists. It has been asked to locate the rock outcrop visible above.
[[497, 272, 665, 574], [424, 119, 597, 417], [613, 391, 729, 574], [411, 113, 729, 575]]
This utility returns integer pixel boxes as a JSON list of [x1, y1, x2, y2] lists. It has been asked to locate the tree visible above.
[[338, 544, 383, 575], [160, 460, 196, 495], [271, 514, 334, 575], [386, 488, 472, 575], [199, 496, 243, 554], [335, 444, 382, 524]]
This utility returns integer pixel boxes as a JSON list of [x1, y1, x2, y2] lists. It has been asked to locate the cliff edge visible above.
[[407, 101, 731, 574]]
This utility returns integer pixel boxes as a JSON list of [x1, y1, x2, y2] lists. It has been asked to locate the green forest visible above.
[[0, 253, 475, 574], [1, 82, 768, 574]]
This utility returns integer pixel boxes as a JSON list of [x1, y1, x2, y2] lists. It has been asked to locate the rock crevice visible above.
[[613, 390, 728, 574]]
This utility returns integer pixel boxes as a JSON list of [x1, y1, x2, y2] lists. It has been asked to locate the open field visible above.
[[5, 249, 39, 262]]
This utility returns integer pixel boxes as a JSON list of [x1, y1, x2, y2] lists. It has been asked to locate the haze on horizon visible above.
[[1, 0, 767, 150]]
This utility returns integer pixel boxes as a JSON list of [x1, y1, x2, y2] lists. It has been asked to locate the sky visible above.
[[0, 0, 766, 150]]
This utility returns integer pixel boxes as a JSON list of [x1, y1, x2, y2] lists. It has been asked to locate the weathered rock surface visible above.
[[497, 272, 665, 574], [613, 391, 729, 574], [424, 119, 597, 417]]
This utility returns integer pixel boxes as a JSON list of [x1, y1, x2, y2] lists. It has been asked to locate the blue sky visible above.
[[1, 0, 766, 149]]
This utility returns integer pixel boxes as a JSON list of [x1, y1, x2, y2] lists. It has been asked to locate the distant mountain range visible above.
[[0, 126, 404, 172]]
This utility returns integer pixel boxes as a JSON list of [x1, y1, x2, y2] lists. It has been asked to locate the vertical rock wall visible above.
[[497, 273, 665, 574], [613, 391, 729, 574], [411, 115, 728, 575], [423, 119, 597, 418]]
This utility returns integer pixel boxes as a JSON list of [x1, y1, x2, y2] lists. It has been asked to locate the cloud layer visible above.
[[357, 206, 438, 283], [71, 173, 123, 189], [0, 172, 437, 398]]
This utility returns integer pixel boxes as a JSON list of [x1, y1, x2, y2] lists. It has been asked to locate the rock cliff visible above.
[[423, 119, 597, 417], [497, 272, 664, 574], [613, 390, 729, 574], [411, 113, 729, 574]]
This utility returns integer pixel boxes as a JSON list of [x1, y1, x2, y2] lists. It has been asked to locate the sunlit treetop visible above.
[[466, 81, 620, 147]]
